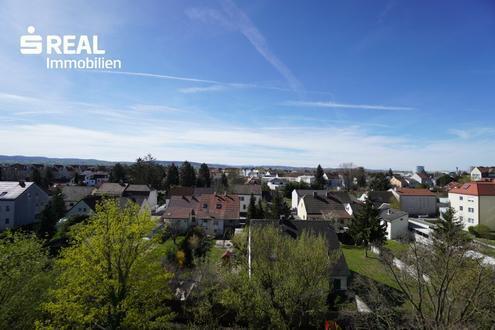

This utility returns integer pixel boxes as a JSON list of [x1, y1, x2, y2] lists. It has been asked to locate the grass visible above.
[[384, 240, 409, 255], [341, 245, 399, 289], [208, 245, 225, 264]]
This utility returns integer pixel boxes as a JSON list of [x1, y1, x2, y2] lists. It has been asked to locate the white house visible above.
[[267, 177, 287, 190], [470, 166, 495, 181], [231, 184, 262, 217], [291, 189, 327, 210], [0, 181, 49, 231], [379, 208, 409, 240], [448, 182, 495, 230], [296, 175, 315, 185]]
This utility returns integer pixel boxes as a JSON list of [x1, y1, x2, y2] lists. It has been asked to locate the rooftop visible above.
[[0, 181, 35, 200], [449, 181, 495, 196], [396, 188, 435, 197]]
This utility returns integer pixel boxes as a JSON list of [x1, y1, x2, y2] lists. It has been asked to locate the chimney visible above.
[[19, 180, 25, 188]]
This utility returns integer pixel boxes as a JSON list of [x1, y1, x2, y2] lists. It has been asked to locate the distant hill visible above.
[[0, 155, 391, 172]]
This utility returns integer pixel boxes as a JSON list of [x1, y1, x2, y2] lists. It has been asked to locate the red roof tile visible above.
[[164, 193, 240, 219], [449, 182, 495, 196], [396, 188, 435, 196]]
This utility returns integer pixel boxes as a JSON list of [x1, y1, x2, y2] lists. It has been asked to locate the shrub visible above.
[[469, 224, 495, 240]]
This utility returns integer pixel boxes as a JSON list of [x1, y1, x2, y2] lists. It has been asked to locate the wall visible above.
[[0, 201, 15, 231], [479, 196, 495, 230], [13, 184, 49, 227], [449, 193, 480, 229], [400, 196, 436, 216]]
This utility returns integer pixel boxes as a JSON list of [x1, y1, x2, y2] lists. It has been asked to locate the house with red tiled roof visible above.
[[448, 182, 495, 230], [390, 188, 437, 217], [162, 193, 240, 237]]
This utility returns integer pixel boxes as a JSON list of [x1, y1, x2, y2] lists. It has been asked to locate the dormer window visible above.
[[203, 203, 208, 209], [216, 203, 222, 209]]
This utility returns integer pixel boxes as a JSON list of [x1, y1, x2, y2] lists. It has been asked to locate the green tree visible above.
[[37, 188, 66, 239], [220, 173, 228, 189], [356, 166, 367, 188], [31, 167, 43, 187], [436, 174, 454, 187], [282, 181, 309, 199], [109, 162, 127, 183], [129, 154, 165, 189], [369, 173, 391, 191], [165, 163, 179, 189], [179, 161, 196, 187], [349, 199, 387, 256], [43, 199, 174, 329], [0, 231, 53, 329], [222, 226, 338, 328], [246, 194, 257, 220], [197, 163, 211, 188], [269, 192, 291, 220], [256, 199, 265, 219], [42, 167, 54, 189], [314, 164, 326, 189]]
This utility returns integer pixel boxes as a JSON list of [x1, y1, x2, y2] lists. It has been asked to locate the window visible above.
[[459, 196, 463, 201], [468, 218, 474, 224], [5, 218, 9, 224], [468, 198, 474, 202], [459, 206, 463, 211], [459, 216, 463, 221], [203, 203, 208, 209], [468, 207, 474, 213], [243, 205, 246, 210], [239, 196, 244, 201], [216, 203, 222, 209], [5, 205, 10, 212]]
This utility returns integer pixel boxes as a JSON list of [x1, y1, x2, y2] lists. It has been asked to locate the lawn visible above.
[[384, 240, 409, 255], [341, 245, 399, 289]]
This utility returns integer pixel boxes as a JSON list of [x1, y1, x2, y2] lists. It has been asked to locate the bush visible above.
[[468, 225, 495, 240]]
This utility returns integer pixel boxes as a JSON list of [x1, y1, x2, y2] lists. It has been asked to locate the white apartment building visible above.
[[448, 182, 495, 230]]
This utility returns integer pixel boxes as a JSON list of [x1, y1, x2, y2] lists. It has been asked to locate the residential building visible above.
[[296, 175, 315, 185], [250, 219, 351, 290], [65, 195, 100, 218], [390, 188, 437, 217], [82, 171, 110, 186], [470, 166, 495, 181], [448, 182, 495, 230], [124, 184, 158, 210], [231, 184, 262, 217], [359, 191, 395, 208], [93, 182, 127, 197], [390, 175, 408, 189], [323, 172, 344, 189], [291, 189, 327, 210], [267, 177, 287, 190], [379, 208, 409, 240], [61, 185, 95, 210], [0, 181, 49, 231], [296, 192, 356, 232], [162, 193, 241, 237]]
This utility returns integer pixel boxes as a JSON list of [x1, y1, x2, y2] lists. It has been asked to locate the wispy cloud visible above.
[[186, 0, 302, 91], [449, 127, 495, 139], [178, 85, 228, 94], [283, 100, 416, 111]]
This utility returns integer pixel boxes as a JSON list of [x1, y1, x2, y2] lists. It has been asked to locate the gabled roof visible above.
[[164, 193, 240, 220], [300, 194, 351, 219], [169, 186, 194, 196], [124, 184, 151, 193], [294, 189, 327, 197], [232, 184, 262, 195], [379, 208, 408, 222], [396, 188, 435, 197], [0, 181, 35, 200], [367, 191, 395, 204], [449, 182, 495, 196], [474, 166, 495, 175], [61, 185, 95, 202], [94, 183, 127, 196]]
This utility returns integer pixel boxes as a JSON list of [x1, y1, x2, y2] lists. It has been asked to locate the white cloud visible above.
[[284, 100, 416, 111]]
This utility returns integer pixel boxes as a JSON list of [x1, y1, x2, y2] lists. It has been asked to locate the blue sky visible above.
[[1, 0, 495, 170]]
